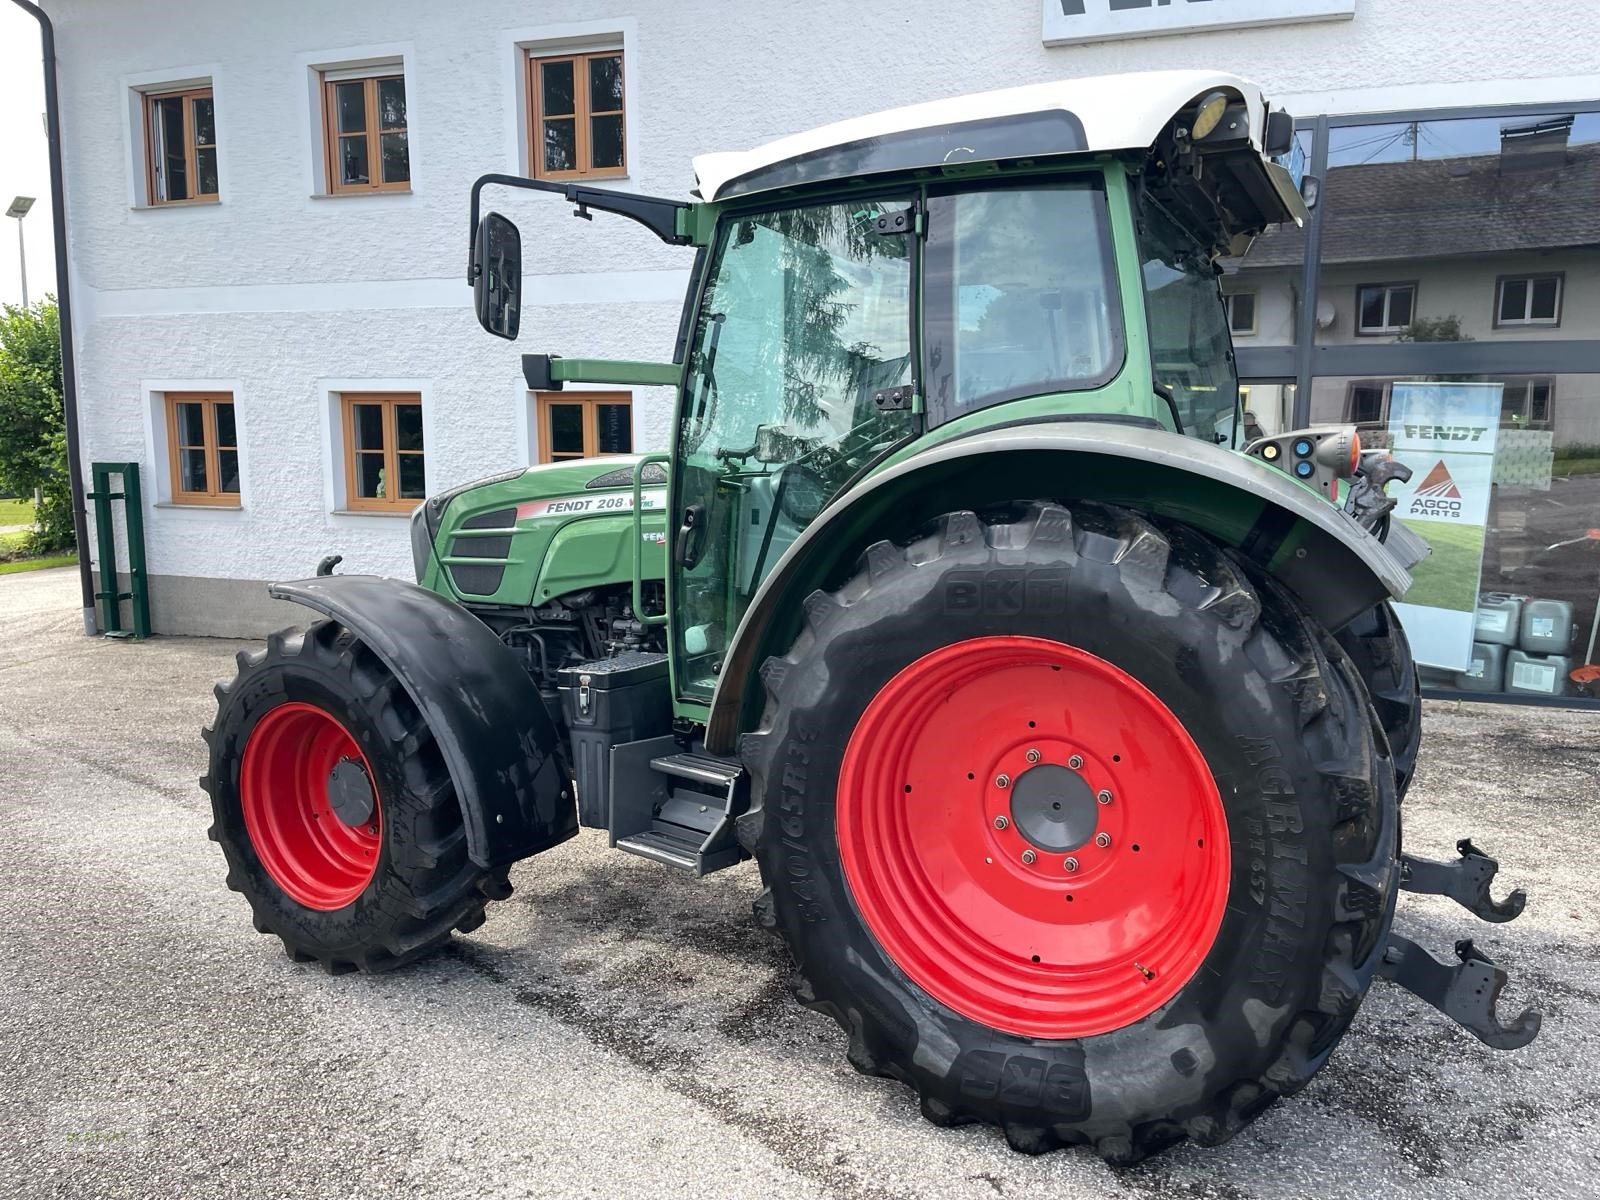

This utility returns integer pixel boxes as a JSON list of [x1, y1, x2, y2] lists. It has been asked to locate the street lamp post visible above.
[[6, 195, 35, 307]]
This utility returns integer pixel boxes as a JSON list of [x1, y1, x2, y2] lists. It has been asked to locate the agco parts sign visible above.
[[1386, 382, 1503, 673], [1042, 0, 1356, 46]]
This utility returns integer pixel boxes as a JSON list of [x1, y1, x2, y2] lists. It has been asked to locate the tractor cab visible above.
[[470, 71, 1313, 705]]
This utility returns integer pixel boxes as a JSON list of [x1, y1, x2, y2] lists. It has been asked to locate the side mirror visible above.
[[473, 212, 522, 340]]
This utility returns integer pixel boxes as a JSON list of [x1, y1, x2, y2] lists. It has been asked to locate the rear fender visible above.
[[703, 421, 1412, 753], [269, 575, 575, 868]]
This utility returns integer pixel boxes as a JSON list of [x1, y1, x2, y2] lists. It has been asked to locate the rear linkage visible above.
[[1383, 839, 1541, 1050]]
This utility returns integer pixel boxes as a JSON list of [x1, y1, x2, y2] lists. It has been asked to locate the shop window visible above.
[[1355, 283, 1415, 335], [1495, 275, 1563, 328], [165, 392, 239, 505], [341, 393, 425, 510], [1225, 291, 1257, 336], [535, 393, 632, 461], [1346, 381, 1389, 425], [145, 87, 218, 204], [528, 50, 625, 180], [1496, 377, 1556, 428], [322, 70, 409, 193]]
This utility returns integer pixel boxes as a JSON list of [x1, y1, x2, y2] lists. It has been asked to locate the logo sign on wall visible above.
[[1042, 0, 1357, 46], [1386, 382, 1504, 672]]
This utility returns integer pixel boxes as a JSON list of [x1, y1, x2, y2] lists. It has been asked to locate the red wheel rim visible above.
[[240, 702, 381, 911], [836, 636, 1229, 1039]]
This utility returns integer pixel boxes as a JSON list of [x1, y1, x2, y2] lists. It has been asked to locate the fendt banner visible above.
[[1387, 382, 1504, 671]]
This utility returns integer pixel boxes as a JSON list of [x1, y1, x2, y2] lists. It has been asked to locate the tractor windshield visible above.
[[673, 197, 918, 700]]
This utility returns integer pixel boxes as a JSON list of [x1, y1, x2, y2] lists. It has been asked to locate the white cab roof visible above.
[[693, 69, 1267, 202]]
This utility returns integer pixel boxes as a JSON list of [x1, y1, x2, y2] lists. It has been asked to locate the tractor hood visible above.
[[693, 69, 1275, 203]]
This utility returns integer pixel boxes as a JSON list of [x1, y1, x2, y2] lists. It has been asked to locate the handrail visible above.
[[631, 453, 671, 626]]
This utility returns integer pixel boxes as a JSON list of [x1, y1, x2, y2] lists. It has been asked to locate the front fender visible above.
[[269, 574, 574, 868], [704, 421, 1412, 753]]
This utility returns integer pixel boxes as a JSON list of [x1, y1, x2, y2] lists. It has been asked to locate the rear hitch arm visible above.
[[1400, 839, 1526, 923], [1378, 934, 1541, 1051]]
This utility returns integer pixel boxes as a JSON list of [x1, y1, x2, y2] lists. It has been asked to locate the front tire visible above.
[[202, 621, 509, 973], [740, 503, 1398, 1164]]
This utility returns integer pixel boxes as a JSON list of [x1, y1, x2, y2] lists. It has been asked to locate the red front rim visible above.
[[240, 702, 382, 911], [836, 636, 1230, 1040]]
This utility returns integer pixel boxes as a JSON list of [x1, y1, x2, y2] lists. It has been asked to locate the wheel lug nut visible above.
[[1025, 748, 1041, 764], [1021, 849, 1037, 865], [1064, 857, 1079, 872], [993, 815, 1009, 830], [1097, 789, 1113, 805], [1095, 832, 1112, 848], [1068, 755, 1084, 770], [995, 774, 1010, 789]]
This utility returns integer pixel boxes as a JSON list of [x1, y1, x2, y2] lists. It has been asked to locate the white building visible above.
[[41, 0, 1600, 637]]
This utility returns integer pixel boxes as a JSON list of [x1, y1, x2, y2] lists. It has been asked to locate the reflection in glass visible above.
[[597, 404, 632, 453], [591, 115, 624, 169], [377, 77, 406, 130], [548, 403, 584, 456], [541, 60, 575, 116], [180, 448, 208, 493], [214, 403, 236, 447], [589, 55, 623, 112], [353, 404, 384, 451], [176, 402, 205, 446], [398, 455, 425, 499], [543, 119, 576, 173], [335, 81, 366, 134], [395, 403, 423, 451], [218, 450, 240, 494], [381, 132, 409, 184]]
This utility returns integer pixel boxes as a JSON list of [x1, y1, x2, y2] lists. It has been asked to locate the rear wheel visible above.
[[1336, 602, 1421, 800], [203, 622, 509, 973], [740, 502, 1398, 1163]]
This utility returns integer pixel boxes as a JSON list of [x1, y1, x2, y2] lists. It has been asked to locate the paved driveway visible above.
[[1, 565, 1597, 1199]]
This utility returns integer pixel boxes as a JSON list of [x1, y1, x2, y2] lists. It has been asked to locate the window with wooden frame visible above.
[[166, 392, 239, 505], [536, 393, 633, 462], [341, 393, 426, 511], [145, 87, 218, 204], [528, 50, 625, 180], [323, 71, 409, 193]]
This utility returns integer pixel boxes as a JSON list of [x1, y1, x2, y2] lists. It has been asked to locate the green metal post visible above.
[[121, 464, 150, 639], [87, 461, 152, 640], [89, 462, 122, 635]]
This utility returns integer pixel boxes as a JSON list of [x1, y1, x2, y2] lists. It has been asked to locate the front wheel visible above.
[[202, 622, 509, 973], [740, 503, 1398, 1164]]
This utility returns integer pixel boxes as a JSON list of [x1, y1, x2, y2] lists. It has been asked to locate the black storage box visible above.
[[557, 652, 673, 828]]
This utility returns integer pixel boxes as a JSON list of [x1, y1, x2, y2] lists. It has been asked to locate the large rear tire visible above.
[[740, 502, 1398, 1164], [1336, 602, 1421, 801], [202, 621, 509, 973]]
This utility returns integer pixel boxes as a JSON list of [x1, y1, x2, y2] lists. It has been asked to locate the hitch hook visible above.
[[1378, 934, 1541, 1051], [1400, 838, 1526, 923]]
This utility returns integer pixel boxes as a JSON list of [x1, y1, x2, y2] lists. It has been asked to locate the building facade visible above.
[[47, 0, 1600, 698]]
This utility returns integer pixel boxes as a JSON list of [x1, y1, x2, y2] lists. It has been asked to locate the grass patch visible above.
[[1397, 518, 1485, 612], [0, 497, 33, 525], [0, 554, 77, 576], [0, 529, 27, 554]]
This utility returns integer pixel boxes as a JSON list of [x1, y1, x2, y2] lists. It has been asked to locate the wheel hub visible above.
[[1009, 763, 1097, 853], [327, 757, 376, 828]]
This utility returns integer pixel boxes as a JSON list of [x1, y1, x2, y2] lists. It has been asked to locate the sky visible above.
[[0, 4, 56, 307]]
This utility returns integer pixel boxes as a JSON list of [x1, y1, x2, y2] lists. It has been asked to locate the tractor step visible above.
[[607, 737, 748, 876]]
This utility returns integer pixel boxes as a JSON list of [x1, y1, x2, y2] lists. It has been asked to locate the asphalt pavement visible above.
[[2, 564, 1597, 1200]]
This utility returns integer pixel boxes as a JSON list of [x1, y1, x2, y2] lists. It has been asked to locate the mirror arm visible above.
[[468, 172, 693, 283]]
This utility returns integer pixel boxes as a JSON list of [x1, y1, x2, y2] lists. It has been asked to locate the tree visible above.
[[0, 298, 74, 553]]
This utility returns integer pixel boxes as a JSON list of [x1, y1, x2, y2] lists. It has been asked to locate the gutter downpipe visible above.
[[10, 0, 97, 634]]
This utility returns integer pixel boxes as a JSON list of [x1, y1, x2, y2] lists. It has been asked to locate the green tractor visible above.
[[203, 70, 1538, 1162]]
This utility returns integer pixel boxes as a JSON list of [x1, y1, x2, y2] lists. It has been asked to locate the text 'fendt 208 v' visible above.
[[202, 71, 1539, 1163]]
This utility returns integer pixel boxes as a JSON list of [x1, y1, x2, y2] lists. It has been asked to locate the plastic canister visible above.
[[1455, 642, 1507, 692], [1505, 650, 1570, 697], [1519, 598, 1574, 655], [1473, 594, 1523, 647]]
